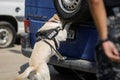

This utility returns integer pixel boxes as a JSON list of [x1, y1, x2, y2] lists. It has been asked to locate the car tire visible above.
[[53, 65, 97, 79], [53, 65, 73, 74], [53, 0, 91, 23], [0, 21, 16, 48]]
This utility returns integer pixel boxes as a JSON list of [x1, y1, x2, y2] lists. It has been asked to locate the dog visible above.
[[16, 14, 71, 80]]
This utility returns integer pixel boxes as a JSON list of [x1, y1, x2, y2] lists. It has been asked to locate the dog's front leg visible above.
[[37, 62, 50, 80]]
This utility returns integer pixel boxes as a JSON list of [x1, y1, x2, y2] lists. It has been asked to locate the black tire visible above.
[[53, 65, 88, 74], [53, 65, 73, 74], [53, 65, 97, 79], [0, 21, 16, 48], [53, 0, 92, 23]]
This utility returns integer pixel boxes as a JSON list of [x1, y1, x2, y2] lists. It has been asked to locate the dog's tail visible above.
[[16, 66, 35, 80]]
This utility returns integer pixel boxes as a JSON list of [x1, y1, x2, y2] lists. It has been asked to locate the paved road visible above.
[[0, 44, 97, 80]]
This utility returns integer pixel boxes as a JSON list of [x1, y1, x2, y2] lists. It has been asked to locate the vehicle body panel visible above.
[[0, 0, 25, 34]]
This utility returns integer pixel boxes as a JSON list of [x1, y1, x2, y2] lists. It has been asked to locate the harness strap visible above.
[[42, 39, 66, 61], [53, 38, 59, 49]]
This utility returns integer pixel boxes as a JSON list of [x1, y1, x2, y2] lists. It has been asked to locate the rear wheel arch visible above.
[[0, 15, 18, 33]]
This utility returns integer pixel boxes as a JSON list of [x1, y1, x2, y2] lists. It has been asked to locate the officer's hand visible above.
[[102, 41, 120, 62]]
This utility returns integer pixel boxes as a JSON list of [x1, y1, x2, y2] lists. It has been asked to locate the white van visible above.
[[0, 0, 25, 48]]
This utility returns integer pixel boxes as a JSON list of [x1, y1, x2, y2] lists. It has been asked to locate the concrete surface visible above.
[[0, 45, 29, 80]]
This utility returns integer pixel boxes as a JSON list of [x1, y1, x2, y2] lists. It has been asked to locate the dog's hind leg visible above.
[[16, 66, 35, 80], [29, 71, 42, 80], [37, 63, 50, 80]]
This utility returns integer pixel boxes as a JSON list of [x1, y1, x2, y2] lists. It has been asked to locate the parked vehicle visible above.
[[21, 0, 98, 79], [0, 0, 25, 48]]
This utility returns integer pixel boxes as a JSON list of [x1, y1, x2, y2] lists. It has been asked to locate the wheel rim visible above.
[[58, 0, 82, 13], [0, 26, 13, 47]]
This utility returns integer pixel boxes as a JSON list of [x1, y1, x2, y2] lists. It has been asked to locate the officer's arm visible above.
[[88, 0, 108, 40]]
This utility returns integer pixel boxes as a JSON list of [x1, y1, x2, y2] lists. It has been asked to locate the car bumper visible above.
[[21, 33, 32, 57], [21, 33, 96, 73]]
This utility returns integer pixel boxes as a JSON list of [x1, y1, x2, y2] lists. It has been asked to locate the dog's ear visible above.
[[53, 14, 60, 21], [49, 14, 60, 21]]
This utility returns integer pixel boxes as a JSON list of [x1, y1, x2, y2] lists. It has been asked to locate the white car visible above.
[[0, 0, 25, 48]]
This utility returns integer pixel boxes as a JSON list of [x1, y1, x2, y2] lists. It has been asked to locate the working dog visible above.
[[16, 14, 71, 80]]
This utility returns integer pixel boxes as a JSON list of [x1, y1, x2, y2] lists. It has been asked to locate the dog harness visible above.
[[36, 26, 66, 61], [36, 27, 62, 48]]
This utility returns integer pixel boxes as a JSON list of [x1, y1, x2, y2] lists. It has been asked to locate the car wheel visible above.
[[53, 0, 91, 23], [0, 21, 16, 48]]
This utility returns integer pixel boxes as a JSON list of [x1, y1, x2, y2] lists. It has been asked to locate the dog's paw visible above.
[[15, 74, 24, 80], [15, 76, 21, 80]]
